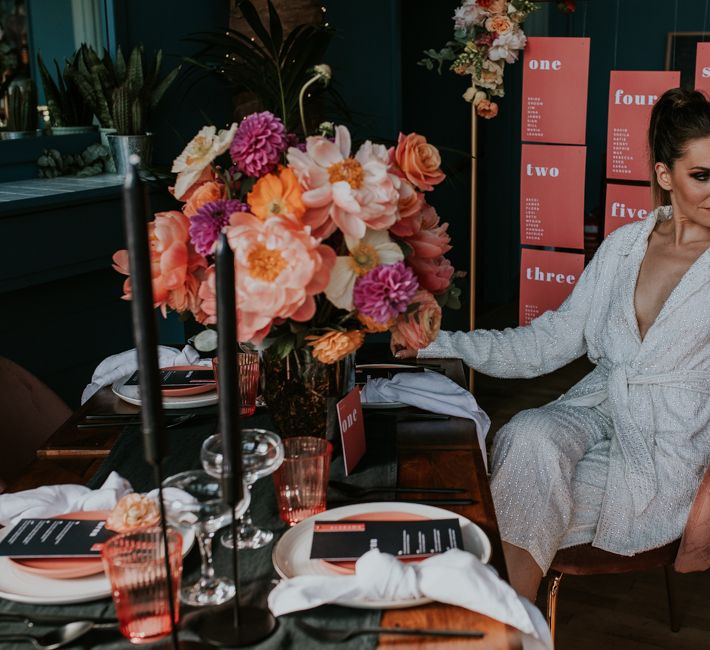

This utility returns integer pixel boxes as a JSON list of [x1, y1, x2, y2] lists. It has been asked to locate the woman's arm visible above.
[[417, 242, 609, 379]]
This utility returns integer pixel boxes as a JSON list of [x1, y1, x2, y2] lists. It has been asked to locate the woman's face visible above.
[[655, 135, 710, 228]]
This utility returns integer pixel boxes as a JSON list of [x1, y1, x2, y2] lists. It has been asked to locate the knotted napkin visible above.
[[0, 471, 132, 527], [81, 345, 211, 404], [268, 548, 552, 650], [360, 373, 491, 468]]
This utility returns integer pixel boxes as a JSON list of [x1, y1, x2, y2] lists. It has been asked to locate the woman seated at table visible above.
[[399, 87, 710, 601]]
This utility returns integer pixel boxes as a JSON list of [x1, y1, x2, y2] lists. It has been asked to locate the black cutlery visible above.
[[0, 613, 118, 627], [76, 413, 201, 429], [329, 480, 466, 497], [295, 620, 484, 642], [328, 498, 477, 506]]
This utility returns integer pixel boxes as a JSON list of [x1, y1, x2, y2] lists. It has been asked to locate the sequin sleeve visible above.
[[419, 240, 611, 378]]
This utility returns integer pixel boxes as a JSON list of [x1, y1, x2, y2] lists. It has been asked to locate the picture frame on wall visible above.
[[665, 31, 710, 88]]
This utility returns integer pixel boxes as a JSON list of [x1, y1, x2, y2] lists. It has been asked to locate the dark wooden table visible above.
[[6, 359, 522, 650]]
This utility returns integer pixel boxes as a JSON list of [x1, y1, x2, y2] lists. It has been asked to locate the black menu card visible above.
[[0, 518, 115, 558]]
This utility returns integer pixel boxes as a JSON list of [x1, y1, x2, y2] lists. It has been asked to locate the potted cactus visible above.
[[36, 50, 95, 134], [69, 44, 180, 174], [1, 78, 38, 139]]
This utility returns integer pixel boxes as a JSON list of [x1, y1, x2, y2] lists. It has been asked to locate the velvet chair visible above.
[[545, 465, 710, 643], [0, 357, 71, 492]]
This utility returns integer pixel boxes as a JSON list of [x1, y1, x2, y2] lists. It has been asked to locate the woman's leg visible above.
[[490, 404, 610, 594], [502, 541, 543, 601]]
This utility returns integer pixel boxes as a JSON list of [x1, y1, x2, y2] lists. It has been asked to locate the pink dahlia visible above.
[[353, 261, 419, 323], [189, 199, 249, 256], [230, 111, 288, 177]]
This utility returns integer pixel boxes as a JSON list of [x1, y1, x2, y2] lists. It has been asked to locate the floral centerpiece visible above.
[[113, 92, 460, 437], [420, 0, 575, 119]]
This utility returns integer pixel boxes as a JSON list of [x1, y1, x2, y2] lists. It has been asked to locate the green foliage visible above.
[[36, 50, 94, 127], [6, 79, 37, 131], [185, 0, 347, 134], [68, 44, 181, 135]]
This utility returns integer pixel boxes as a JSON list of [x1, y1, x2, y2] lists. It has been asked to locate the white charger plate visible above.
[[357, 364, 431, 410], [272, 501, 491, 609], [0, 527, 195, 605], [112, 375, 218, 409]]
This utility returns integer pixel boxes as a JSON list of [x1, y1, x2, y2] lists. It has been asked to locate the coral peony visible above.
[[352, 261, 419, 323], [113, 211, 207, 317], [189, 199, 249, 256], [286, 125, 400, 240], [325, 228, 403, 311], [391, 132, 446, 192], [106, 494, 160, 533], [183, 181, 225, 218], [306, 330, 365, 364], [230, 111, 288, 177], [403, 204, 451, 259], [390, 290, 442, 354], [172, 124, 237, 199], [198, 213, 335, 343], [247, 167, 305, 222], [407, 254, 455, 294]]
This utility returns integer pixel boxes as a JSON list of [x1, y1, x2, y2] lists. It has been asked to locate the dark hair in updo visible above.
[[649, 88, 710, 206]]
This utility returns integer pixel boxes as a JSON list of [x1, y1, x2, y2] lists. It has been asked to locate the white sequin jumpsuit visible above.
[[419, 207, 710, 572]]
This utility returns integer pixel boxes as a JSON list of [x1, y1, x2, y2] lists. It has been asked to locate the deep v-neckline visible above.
[[630, 224, 710, 343]]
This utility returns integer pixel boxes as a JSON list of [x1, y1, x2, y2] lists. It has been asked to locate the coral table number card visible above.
[[520, 144, 586, 249], [695, 43, 710, 95], [604, 183, 652, 236], [522, 37, 590, 145], [337, 387, 366, 476], [606, 71, 680, 181], [519, 248, 585, 326]]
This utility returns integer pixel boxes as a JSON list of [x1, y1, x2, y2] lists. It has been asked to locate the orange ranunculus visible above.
[[183, 181, 225, 217], [357, 312, 394, 333], [306, 330, 365, 364], [390, 290, 442, 354], [247, 167, 306, 222], [391, 132, 446, 192], [106, 494, 160, 533], [476, 99, 499, 119], [113, 210, 207, 318]]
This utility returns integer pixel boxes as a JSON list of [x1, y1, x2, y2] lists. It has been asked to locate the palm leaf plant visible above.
[[184, 0, 349, 135], [37, 50, 94, 127]]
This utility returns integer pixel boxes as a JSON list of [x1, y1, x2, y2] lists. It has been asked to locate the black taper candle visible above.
[[122, 157, 165, 464], [122, 156, 181, 650], [215, 231, 243, 507]]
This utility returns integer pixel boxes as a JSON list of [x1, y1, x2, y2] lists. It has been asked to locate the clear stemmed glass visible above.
[[162, 469, 250, 607], [201, 428, 284, 549]]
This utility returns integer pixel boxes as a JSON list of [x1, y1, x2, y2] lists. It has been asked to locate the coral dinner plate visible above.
[[9, 511, 109, 579], [322, 511, 429, 575], [160, 365, 216, 397]]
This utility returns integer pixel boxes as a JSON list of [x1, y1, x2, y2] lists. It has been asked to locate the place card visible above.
[[695, 42, 710, 95], [310, 518, 463, 561], [337, 387, 366, 476], [0, 518, 115, 558]]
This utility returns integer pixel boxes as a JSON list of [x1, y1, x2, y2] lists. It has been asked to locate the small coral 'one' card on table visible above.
[[337, 387, 366, 476]]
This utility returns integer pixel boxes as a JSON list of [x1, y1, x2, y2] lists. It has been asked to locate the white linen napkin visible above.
[[268, 548, 552, 650], [360, 373, 491, 468], [81, 345, 211, 404], [0, 471, 132, 527]]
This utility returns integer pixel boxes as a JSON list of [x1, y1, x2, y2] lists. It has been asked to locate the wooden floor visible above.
[[473, 305, 710, 650]]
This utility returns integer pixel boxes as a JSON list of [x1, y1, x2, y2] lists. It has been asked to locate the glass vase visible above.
[[261, 346, 355, 440]]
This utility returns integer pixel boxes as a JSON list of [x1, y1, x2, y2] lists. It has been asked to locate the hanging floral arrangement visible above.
[[419, 0, 575, 119]]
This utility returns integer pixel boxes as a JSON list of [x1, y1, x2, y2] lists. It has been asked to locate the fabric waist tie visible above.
[[578, 362, 710, 515]]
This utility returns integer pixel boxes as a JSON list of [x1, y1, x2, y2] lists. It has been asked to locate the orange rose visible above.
[[183, 181, 225, 217], [486, 15, 513, 34], [390, 179, 424, 237], [389, 290, 442, 354], [106, 494, 160, 533], [476, 99, 499, 119], [392, 132, 446, 192], [306, 330, 365, 364]]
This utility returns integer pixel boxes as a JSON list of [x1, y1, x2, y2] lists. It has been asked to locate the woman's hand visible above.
[[394, 348, 418, 359]]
